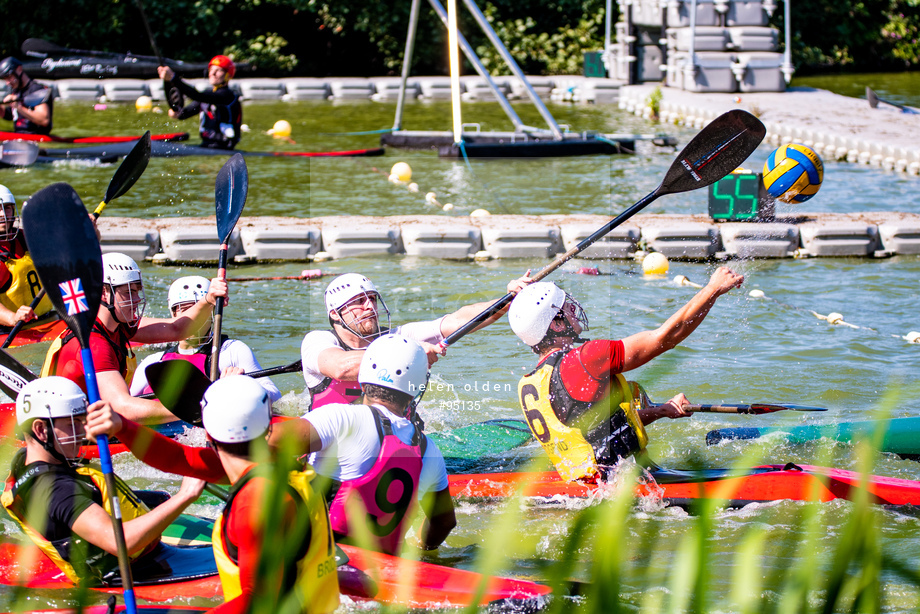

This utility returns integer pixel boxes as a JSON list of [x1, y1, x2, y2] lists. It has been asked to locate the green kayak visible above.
[[706, 417, 920, 459], [428, 419, 533, 473]]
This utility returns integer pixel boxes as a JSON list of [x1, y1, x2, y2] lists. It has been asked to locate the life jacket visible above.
[[138, 335, 228, 395], [0, 241, 53, 318], [517, 352, 649, 483], [327, 406, 425, 555], [198, 86, 242, 150], [307, 328, 370, 411], [41, 320, 137, 388], [8, 80, 53, 135], [212, 466, 339, 614], [1, 449, 150, 584]]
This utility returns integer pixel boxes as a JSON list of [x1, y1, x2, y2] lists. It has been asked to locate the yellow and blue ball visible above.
[[762, 143, 824, 203]]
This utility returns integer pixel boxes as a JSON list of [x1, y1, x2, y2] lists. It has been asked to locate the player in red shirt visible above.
[[508, 267, 744, 482], [42, 252, 228, 424]]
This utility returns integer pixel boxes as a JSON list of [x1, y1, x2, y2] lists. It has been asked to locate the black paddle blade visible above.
[[658, 110, 765, 196], [145, 359, 211, 425], [105, 131, 151, 204], [21, 38, 67, 58], [22, 183, 102, 349], [0, 140, 39, 167], [215, 153, 248, 243], [866, 86, 880, 109]]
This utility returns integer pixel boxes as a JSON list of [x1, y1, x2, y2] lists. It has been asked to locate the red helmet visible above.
[[208, 55, 235, 79]]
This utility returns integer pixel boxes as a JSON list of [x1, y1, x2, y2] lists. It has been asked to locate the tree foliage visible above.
[[0, 0, 917, 76]]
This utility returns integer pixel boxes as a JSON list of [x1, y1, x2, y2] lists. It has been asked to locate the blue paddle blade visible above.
[[21, 182, 103, 349], [215, 153, 248, 243]]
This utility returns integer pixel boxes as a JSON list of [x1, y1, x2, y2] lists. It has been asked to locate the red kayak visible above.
[[0, 131, 189, 144], [0, 317, 67, 349], [448, 464, 920, 506], [0, 536, 549, 609]]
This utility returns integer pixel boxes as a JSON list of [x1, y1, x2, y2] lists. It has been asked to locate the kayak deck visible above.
[[448, 464, 920, 506], [0, 131, 189, 144], [0, 317, 66, 348], [707, 418, 920, 458]]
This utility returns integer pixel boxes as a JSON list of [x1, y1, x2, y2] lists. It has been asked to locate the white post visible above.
[[604, 0, 613, 76], [781, 0, 795, 83], [447, 0, 463, 143]]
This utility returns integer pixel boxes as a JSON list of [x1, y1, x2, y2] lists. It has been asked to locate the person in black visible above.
[[157, 55, 242, 150], [0, 57, 52, 135]]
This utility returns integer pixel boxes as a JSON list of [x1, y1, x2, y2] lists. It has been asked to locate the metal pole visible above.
[[426, 0, 526, 132], [604, 0, 612, 77], [447, 0, 463, 142], [459, 0, 564, 140], [394, 0, 422, 131], [781, 0, 794, 83]]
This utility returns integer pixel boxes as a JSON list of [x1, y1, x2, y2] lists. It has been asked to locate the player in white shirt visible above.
[[301, 272, 531, 410], [131, 276, 280, 402], [273, 334, 454, 554]]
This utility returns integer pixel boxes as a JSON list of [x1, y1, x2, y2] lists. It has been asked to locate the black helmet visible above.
[[0, 57, 22, 78]]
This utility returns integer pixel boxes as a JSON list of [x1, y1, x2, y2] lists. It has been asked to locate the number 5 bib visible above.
[[328, 406, 425, 555]]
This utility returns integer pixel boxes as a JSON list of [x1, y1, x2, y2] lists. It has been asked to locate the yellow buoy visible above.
[[391, 162, 412, 183], [135, 95, 153, 112], [642, 252, 669, 275], [269, 120, 292, 138], [470, 209, 491, 217]]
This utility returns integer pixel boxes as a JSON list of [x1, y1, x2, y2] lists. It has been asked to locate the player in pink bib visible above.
[[273, 334, 455, 555]]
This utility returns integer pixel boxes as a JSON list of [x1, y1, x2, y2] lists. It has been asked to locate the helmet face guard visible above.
[[546, 295, 589, 343], [332, 291, 391, 343], [0, 202, 19, 242], [107, 281, 147, 331]]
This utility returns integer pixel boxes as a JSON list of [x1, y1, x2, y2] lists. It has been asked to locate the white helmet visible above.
[[201, 375, 272, 444], [0, 184, 18, 241], [324, 274, 380, 312], [508, 282, 584, 346], [168, 276, 210, 312], [324, 273, 390, 341], [102, 253, 146, 328], [16, 376, 88, 427], [358, 334, 428, 397], [102, 252, 142, 286], [16, 377, 88, 456]]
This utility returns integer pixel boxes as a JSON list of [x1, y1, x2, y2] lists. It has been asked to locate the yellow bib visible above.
[[518, 354, 648, 482], [0, 252, 52, 317], [1, 452, 150, 584], [212, 467, 340, 614]]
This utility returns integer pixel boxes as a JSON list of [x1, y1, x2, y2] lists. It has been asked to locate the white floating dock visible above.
[[97, 213, 920, 264]]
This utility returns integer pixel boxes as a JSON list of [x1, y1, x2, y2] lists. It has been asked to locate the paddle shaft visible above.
[[228, 271, 326, 282], [209, 247, 229, 381], [0, 289, 46, 349], [138, 359, 301, 401], [133, 0, 182, 113], [442, 187, 666, 347], [80, 350, 138, 613]]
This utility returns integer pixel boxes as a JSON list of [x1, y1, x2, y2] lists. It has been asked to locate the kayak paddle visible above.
[[93, 130, 152, 219], [210, 153, 248, 380], [438, 109, 766, 349], [635, 387, 826, 415], [133, 0, 184, 113], [22, 182, 139, 614], [0, 140, 38, 167], [144, 358, 301, 423], [2, 133, 152, 349], [866, 86, 917, 114], [22, 37, 162, 63], [144, 359, 211, 424]]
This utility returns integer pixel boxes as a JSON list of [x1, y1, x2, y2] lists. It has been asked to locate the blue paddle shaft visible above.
[[79, 347, 138, 614]]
